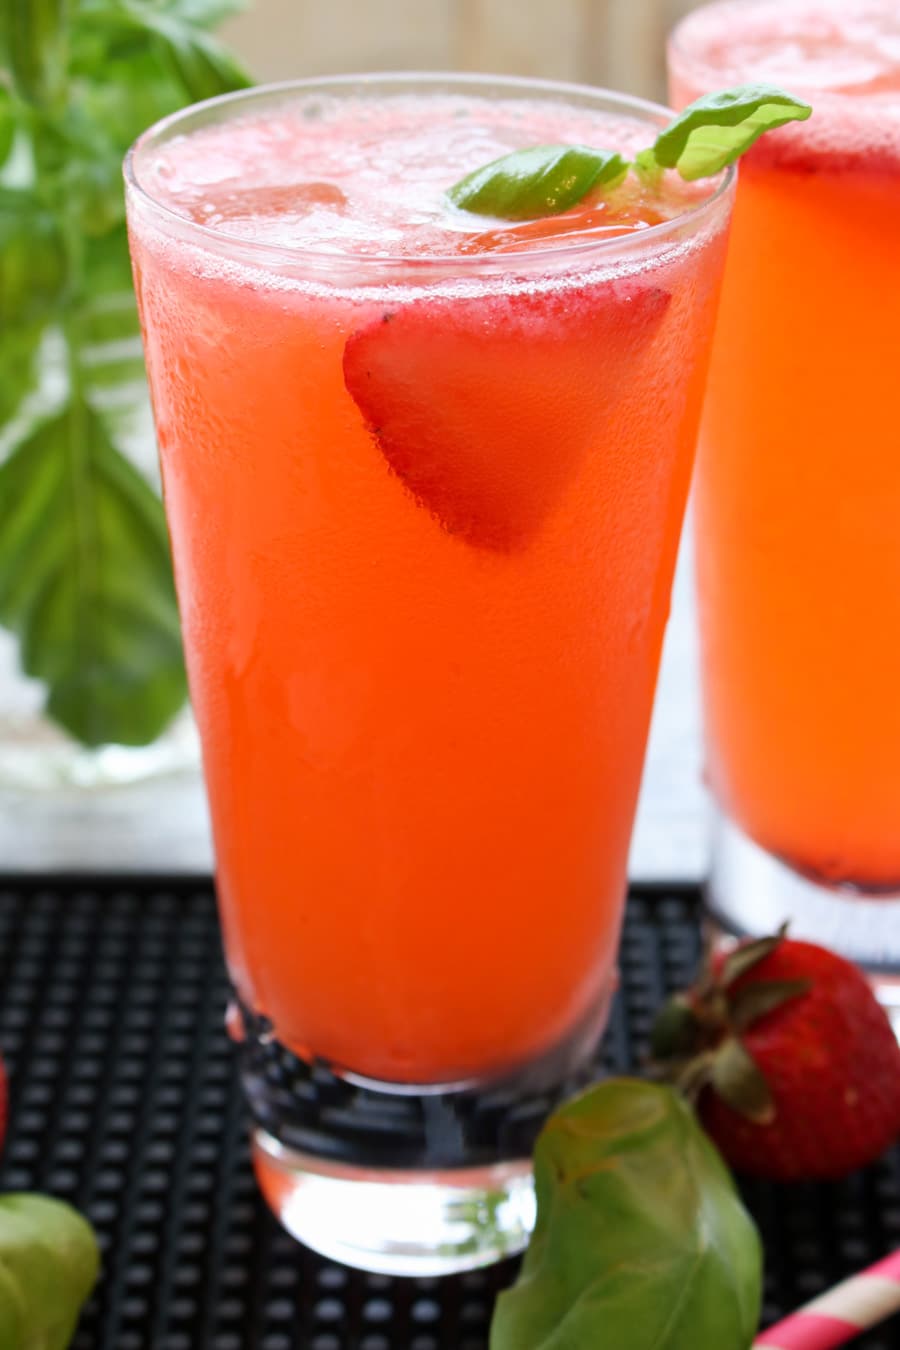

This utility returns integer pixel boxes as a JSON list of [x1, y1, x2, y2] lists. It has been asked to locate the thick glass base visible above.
[[253, 1128, 535, 1276], [707, 808, 900, 1030], [233, 974, 614, 1273]]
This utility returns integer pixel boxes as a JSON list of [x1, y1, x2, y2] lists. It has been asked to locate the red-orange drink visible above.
[[670, 3, 900, 964], [127, 76, 732, 1272]]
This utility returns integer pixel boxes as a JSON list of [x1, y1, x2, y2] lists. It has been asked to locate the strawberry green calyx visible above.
[[649, 929, 810, 1125], [653, 931, 900, 1182], [447, 84, 812, 221]]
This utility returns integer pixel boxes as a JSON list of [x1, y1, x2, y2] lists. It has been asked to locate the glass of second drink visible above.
[[125, 73, 733, 1274], [669, 1, 900, 983]]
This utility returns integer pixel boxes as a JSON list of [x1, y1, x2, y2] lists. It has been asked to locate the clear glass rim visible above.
[[124, 71, 735, 279]]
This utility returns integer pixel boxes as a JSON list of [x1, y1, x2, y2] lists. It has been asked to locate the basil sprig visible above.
[[0, 0, 249, 748], [490, 1080, 762, 1350], [448, 84, 812, 219], [650, 84, 813, 180]]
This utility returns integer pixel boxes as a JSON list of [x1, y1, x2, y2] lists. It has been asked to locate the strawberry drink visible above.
[[669, 2, 900, 969], [126, 75, 733, 1273]]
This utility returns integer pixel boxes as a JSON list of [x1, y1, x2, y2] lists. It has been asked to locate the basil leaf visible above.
[[1, 0, 247, 747], [447, 144, 628, 220], [31, 111, 127, 239], [650, 84, 812, 181], [0, 398, 188, 747], [490, 1080, 762, 1350], [3, 0, 69, 108], [0, 188, 70, 326], [445, 83, 812, 221], [0, 1193, 100, 1350], [633, 145, 663, 186], [0, 324, 43, 426], [0, 87, 15, 168], [115, 0, 252, 103]]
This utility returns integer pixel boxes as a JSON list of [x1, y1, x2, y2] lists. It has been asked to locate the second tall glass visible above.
[[669, 1, 900, 980]]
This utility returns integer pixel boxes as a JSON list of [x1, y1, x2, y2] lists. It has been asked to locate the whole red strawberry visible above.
[[650, 931, 900, 1181]]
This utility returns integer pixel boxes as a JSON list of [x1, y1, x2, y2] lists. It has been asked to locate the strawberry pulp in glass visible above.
[[126, 76, 733, 1274], [670, 2, 900, 968]]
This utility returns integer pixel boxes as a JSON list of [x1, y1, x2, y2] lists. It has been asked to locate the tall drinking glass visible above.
[[125, 74, 733, 1274], [669, 2, 900, 987]]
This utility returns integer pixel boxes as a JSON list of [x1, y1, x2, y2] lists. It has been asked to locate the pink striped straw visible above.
[[753, 1251, 900, 1349]]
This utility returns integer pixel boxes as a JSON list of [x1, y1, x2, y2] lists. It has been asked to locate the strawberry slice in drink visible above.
[[343, 278, 671, 551]]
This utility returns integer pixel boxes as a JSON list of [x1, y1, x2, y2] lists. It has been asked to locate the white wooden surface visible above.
[[221, 0, 709, 101]]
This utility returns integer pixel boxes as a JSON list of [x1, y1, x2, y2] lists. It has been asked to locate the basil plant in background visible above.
[[0, 1, 249, 787]]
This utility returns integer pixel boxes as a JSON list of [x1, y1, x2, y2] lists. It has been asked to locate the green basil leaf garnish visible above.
[[650, 83, 813, 181], [5, 0, 69, 109], [448, 84, 812, 220], [447, 144, 628, 220]]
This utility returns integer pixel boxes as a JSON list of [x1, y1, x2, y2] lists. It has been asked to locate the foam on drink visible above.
[[670, 0, 900, 174], [139, 92, 713, 259]]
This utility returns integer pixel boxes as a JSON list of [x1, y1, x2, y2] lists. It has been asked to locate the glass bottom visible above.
[[252, 1128, 535, 1276], [233, 971, 615, 1273], [707, 807, 900, 1030]]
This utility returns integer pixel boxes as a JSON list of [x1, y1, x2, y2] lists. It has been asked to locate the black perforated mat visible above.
[[0, 877, 898, 1350]]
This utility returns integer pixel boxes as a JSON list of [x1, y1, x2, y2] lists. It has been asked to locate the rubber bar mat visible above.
[[0, 877, 897, 1350]]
